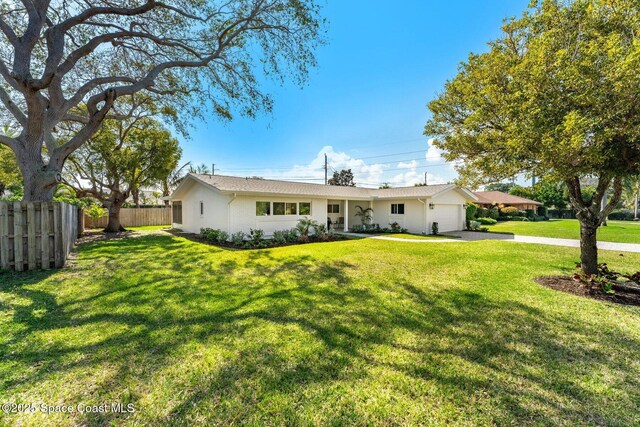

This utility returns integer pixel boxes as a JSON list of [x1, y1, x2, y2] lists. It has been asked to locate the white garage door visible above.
[[432, 204, 461, 232]]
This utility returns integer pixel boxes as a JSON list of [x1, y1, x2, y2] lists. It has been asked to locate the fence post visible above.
[[13, 201, 24, 271], [0, 203, 8, 270]]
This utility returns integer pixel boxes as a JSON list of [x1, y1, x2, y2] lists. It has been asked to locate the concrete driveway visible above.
[[443, 231, 640, 253]]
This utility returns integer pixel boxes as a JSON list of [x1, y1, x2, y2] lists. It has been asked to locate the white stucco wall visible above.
[[174, 183, 231, 233], [229, 195, 327, 236], [371, 199, 427, 234]]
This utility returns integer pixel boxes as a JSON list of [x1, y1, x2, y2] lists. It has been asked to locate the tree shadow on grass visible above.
[[0, 234, 639, 425]]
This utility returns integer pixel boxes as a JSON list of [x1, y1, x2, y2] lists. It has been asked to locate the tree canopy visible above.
[[328, 169, 356, 187], [425, 0, 640, 273], [65, 114, 181, 232], [0, 0, 324, 201]]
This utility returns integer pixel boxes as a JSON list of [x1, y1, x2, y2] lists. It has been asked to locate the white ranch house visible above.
[[169, 174, 478, 235]]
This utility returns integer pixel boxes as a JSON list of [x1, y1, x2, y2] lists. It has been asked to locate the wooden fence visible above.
[[0, 201, 79, 271], [84, 207, 171, 229]]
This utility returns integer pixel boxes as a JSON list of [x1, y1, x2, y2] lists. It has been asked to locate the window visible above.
[[172, 201, 182, 224], [273, 202, 299, 216], [328, 204, 340, 213], [285, 202, 297, 215], [299, 202, 311, 215], [256, 201, 270, 216], [391, 203, 405, 215], [200, 201, 204, 216], [273, 202, 285, 215]]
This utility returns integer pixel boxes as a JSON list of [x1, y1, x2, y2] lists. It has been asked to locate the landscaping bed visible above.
[[535, 276, 640, 306], [535, 264, 640, 306]]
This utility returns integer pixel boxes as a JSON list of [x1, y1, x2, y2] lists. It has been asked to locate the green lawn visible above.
[[486, 219, 640, 243], [1, 233, 640, 426], [376, 233, 458, 240]]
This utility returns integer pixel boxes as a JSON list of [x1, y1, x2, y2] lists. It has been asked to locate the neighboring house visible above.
[[473, 191, 542, 210], [169, 174, 478, 235]]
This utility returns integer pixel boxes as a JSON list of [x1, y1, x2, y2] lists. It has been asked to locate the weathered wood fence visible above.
[[84, 207, 171, 229], [0, 201, 79, 271]]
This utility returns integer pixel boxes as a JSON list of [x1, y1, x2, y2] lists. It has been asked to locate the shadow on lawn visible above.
[[1, 233, 639, 425]]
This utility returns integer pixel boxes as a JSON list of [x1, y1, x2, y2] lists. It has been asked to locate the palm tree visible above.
[[162, 162, 191, 205], [354, 205, 373, 225], [189, 163, 210, 174]]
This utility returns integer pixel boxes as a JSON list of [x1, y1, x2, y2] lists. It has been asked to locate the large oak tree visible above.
[[65, 111, 181, 232], [425, 0, 640, 274], [0, 0, 323, 201]]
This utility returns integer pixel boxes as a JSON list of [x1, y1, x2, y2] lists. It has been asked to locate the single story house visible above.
[[473, 191, 541, 211], [168, 174, 478, 235]]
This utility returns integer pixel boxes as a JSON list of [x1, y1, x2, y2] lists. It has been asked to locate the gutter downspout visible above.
[[417, 198, 426, 234], [227, 193, 236, 234]]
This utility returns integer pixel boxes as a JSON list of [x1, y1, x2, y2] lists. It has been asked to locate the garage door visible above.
[[432, 204, 461, 232]]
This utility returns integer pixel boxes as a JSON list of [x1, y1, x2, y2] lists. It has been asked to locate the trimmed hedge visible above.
[[608, 209, 636, 221], [498, 216, 529, 222], [477, 217, 497, 225]]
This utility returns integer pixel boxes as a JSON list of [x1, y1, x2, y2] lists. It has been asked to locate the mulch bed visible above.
[[535, 276, 640, 306]]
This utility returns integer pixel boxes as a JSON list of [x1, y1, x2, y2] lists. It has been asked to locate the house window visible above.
[[328, 204, 340, 213], [299, 202, 311, 215], [273, 202, 285, 215], [285, 202, 297, 215], [172, 201, 182, 224], [200, 201, 204, 216], [391, 203, 405, 214], [273, 202, 299, 216], [256, 201, 270, 216]]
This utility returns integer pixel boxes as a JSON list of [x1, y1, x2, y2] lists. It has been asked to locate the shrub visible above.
[[351, 224, 364, 233], [249, 228, 264, 245], [85, 204, 107, 219], [499, 206, 519, 216], [216, 230, 229, 243], [389, 222, 402, 233], [296, 217, 318, 237], [525, 209, 535, 219], [608, 209, 635, 221], [314, 223, 329, 241], [479, 226, 489, 232], [200, 227, 220, 242], [231, 231, 246, 246], [468, 220, 481, 231], [476, 206, 488, 218], [285, 229, 299, 243], [537, 206, 548, 217], [498, 216, 529, 222], [466, 203, 478, 220], [272, 230, 288, 245], [487, 207, 499, 219], [477, 217, 497, 225], [432, 221, 439, 235]]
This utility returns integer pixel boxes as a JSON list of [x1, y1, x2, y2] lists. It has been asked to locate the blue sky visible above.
[[181, 0, 530, 188]]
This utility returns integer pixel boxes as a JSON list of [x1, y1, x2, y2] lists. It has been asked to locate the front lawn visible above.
[[486, 219, 640, 243], [1, 233, 639, 426], [376, 233, 458, 240]]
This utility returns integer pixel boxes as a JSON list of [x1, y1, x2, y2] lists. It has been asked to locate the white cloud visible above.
[[229, 145, 452, 187], [425, 138, 444, 162]]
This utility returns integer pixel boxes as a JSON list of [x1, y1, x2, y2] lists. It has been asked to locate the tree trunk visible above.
[[17, 150, 59, 201], [579, 220, 599, 275], [132, 187, 140, 208], [635, 194, 638, 220], [104, 193, 126, 232]]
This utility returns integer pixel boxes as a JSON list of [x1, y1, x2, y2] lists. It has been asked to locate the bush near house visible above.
[[476, 206, 489, 218], [498, 216, 529, 222], [200, 219, 341, 249], [477, 217, 497, 225], [608, 209, 636, 221]]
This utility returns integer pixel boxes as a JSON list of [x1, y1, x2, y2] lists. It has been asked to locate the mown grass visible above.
[[486, 219, 640, 243], [1, 232, 639, 426], [376, 233, 457, 240]]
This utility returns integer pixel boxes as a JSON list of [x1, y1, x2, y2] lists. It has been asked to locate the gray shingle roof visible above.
[[474, 191, 542, 206], [185, 174, 460, 200]]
